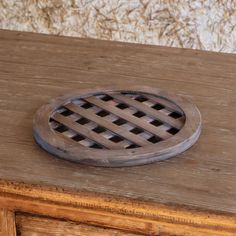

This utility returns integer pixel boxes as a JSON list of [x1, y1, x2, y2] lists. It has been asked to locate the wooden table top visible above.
[[0, 29, 235, 215]]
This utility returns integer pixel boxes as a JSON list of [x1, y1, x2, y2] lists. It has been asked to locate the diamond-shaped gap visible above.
[[96, 110, 110, 117], [152, 103, 165, 110], [167, 127, 179, 135], [109, 135, 124, 143], [150, 119, 163, 127], [100, 94, 113, 101], [126, 144, 140, 149], [81, 101, 93, 109], [90, 143, 104, 149], [116, 103, 129, 109], [76, 117, 90, 125], [133, 111, 146, 118], [130, 127, 144, 135], [54, 124, 68, 133], [113, 118, 127, 126], [93, 125, 106, 134], [72, 134, 85, 142], [169, 112, 182, 119], [134, 95, 148, 102], [49, 118, 60, 129], [148, 135, 162, 144], [120, 92, 133, 96], [60, 108, 74, 116]]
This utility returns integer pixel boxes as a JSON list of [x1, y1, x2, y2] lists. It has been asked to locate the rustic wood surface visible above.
[[0, 182, 235, 236], [16, 214, 143, 236], [0, 29, 235, 218], [0, 209, 16, 236]]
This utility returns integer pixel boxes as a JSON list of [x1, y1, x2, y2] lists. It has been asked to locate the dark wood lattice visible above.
[[33, 87, 201, 167], [50, 93, 185, 150]]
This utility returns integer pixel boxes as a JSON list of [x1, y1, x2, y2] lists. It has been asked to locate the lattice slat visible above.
[[33, 86, 201, 167], [110, 93, 183, 129], [66, 103, 150, 146], [53, 113, 125, 149], [147, 95, 184, 115], [85, 96, 172, 139]]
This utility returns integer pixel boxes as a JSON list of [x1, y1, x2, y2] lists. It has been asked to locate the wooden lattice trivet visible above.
[[33, 86, 201, 167]]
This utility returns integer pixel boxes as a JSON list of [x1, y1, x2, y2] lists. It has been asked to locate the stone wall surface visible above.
[[0, 0, 235, 53]]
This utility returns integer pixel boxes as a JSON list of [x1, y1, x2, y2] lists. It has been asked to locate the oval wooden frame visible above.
[[33, 86, 201, 167]]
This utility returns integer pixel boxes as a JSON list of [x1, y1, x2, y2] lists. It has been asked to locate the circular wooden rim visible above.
[[33, 86, 201, 167]]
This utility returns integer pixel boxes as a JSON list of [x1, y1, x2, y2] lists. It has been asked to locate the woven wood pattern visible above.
[[50, 92, 185, 150], [33, 86, 201, 167]]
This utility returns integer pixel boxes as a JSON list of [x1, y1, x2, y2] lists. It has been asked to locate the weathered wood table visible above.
[[0, 29, 235, 236]]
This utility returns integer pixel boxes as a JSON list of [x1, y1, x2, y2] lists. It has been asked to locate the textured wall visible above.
[[0, 0, 235, 53]]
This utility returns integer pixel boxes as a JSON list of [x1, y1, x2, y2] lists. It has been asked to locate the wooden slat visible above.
[[66, 103, 150, 146], [16, 215, 142, 236], [85, 96, 172, 139], [0, 209, 16, 236], [111, 94, 183, 129], [53, 113, 124, 150], [147, 94, 184, 114]]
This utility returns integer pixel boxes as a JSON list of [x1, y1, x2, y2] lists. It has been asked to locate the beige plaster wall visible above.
[[0, 0, 235, 53]]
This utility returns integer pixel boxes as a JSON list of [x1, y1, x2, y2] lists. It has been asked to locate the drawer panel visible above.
[[16, 214, 144, 236]]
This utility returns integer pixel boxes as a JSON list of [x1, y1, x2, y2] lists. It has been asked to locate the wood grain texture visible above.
[[16, 214, 142, 236], [0, 29, 235, 229], [0, 181, 235, 236], [0, 209, 16, 236]]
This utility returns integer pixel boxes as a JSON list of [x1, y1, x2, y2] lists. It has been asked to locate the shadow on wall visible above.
[[0, 0, 235, 53]]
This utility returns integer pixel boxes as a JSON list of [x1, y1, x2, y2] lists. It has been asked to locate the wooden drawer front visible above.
[[16, 214, 144, 236]]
